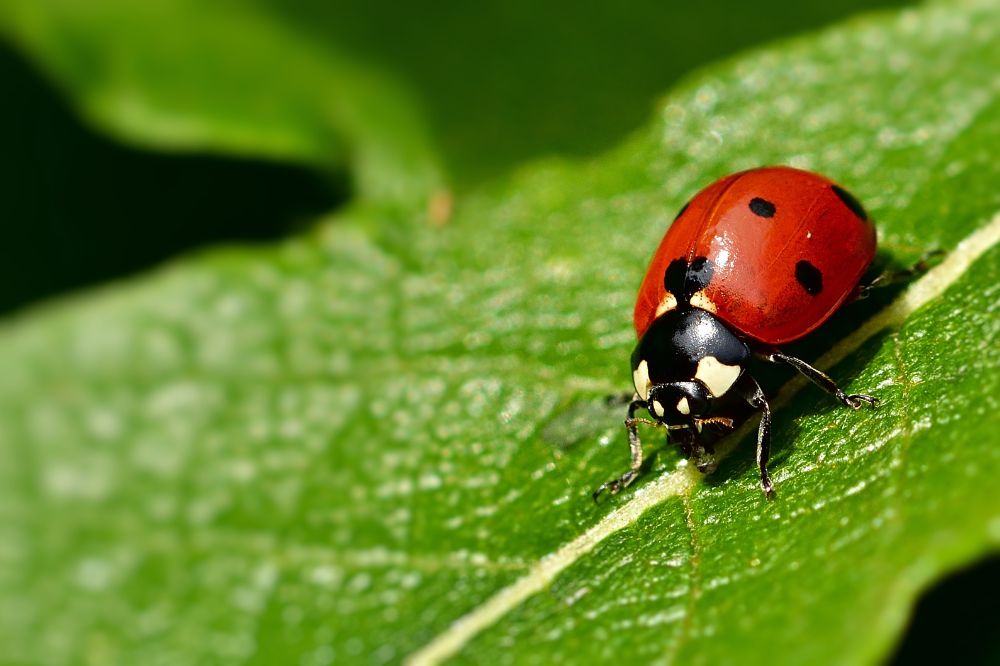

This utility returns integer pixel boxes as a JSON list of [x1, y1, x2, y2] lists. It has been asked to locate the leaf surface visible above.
[[2, 2, 1000, 665]]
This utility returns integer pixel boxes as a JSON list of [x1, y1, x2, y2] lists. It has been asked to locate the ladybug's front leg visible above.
[[763, 350, 879, 410], [592, 399, 654, 502], [734, 374, 775, 497]]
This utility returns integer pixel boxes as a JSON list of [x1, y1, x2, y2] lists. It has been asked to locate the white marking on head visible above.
[[655, 292, 678, 317], [695, 355, 742, 397], [633, 360, 651, 401], [689, 290, 717, 313], [676, 397, 691, 415], [652, 400, 665, 418]]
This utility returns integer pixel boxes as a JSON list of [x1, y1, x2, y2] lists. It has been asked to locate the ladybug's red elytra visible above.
[[594, 166, 915, 500]]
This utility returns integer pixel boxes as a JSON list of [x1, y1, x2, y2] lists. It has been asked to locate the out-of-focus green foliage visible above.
[[1, 1, 998, 665], [0, 0, 913, 193], [262, 0, 915, 185], [0, 43, 343, 314], [0, 0, 442, 202], [0, 0, 915, 315]]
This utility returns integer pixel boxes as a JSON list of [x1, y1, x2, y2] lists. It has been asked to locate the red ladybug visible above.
[[595, 166, 886, 500]]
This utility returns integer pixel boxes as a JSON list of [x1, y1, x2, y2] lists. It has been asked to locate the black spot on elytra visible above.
[[674, 201, 690, 221], [664, 258, 687, 295], [795, 260, 823, 295], [749, 197, 776, 218], [664, 256, 716, 301], [686, 257, 715, 294], [832, 185, 868, 220]]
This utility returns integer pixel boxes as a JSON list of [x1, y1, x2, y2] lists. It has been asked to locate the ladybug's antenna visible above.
[[694, 416, 735, 430], [626, 417, 689, 431]]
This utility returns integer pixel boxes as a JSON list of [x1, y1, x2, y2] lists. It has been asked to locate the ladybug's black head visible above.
[[645, 381, 712, 426], [631, 308, 749, 426]]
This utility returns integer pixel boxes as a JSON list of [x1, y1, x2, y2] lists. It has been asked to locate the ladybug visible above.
[[594, 166, 890, 500]]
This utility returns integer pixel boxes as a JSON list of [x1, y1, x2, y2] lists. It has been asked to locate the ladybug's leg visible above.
[[592, 400, 654, 502], [734, 374, 775, 497], [764, 351, 879, 410], [857, 249, 943, 299]]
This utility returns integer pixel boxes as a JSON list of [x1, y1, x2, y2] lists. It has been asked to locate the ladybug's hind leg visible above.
[[763, 350, 879, 410], [734, 374, 775, 497], [857, 249, 944, 299]]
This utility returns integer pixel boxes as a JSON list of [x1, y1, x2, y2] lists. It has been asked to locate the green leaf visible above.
[[2, 2, 1000, 666], [0, 0, 443, 202], [259, 0, 915, 185]]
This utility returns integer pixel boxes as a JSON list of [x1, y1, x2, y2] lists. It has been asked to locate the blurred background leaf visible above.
[[1, 0, 917, 189], [0, 0, 443, 199], [260, 0, 915, 185], [2, 1, 999, 665], [0, 43, 346, 315]]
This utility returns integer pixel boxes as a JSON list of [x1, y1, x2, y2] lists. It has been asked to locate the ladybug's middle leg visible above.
[[763, 350, 879, 411], [734, 374, 775, 497]]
